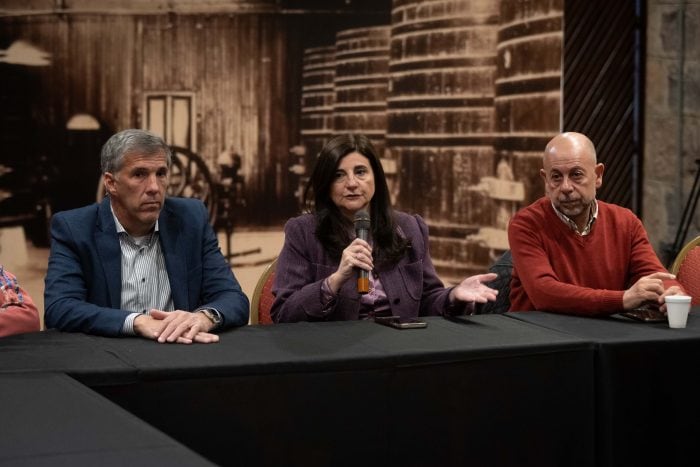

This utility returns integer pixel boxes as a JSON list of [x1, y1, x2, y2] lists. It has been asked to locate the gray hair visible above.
[[100, 129, 172, 174]]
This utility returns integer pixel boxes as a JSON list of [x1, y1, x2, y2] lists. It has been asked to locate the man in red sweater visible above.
[[508, 132, 684, 315]]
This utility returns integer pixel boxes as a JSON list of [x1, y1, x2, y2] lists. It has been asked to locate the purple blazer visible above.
[[271, 211, 465, 322]]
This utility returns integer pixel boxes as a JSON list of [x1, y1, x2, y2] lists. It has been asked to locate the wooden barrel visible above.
[[494, 0, 563, 206], [333, 26, 390, 156], [300, 46, 336, 161], [388, 0, 500, 277]]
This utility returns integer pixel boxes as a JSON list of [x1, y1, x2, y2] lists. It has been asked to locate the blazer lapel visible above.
[[96, 198, 122, 309], [159, 202, 188, 310]]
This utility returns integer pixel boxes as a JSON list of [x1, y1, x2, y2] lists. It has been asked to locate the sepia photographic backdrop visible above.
[[0, 0, 668, 282]]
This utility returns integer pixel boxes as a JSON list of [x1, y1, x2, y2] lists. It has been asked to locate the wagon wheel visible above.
[[168, 146, 217, 224], [96, 146, 218, 225]]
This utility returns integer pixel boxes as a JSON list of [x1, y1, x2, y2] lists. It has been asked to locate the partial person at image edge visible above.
[[508, 131, 685, 315], [271, 133, 498, 323], [0, 266, 41, 337], [44, 129, 249, 343]]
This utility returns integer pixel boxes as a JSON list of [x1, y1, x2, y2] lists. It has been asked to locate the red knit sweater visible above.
[[508, 197, 675, 316]]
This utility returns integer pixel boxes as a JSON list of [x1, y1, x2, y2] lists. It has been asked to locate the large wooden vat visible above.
[[333, 26, 391, 156], [494, 0, 563, 207], [300, 45, 336, 162], [388, 0, 500, 277]]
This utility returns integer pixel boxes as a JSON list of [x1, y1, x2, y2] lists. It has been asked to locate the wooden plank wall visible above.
[[0, 12, 305, 224]]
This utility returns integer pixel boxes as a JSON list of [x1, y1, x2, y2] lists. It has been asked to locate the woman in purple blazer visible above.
[[271, 134, 498, 323]]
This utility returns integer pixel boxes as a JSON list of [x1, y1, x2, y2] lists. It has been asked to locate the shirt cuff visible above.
[[121, 312, 141, 335], [195, 307, 223, 330], [320, 276, 338, 310]]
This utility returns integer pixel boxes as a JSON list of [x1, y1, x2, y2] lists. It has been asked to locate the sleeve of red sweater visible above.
[[625, 215, 684, 292]]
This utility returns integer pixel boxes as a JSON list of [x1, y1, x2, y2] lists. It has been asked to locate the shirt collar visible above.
[[110, 202, 159, 238], [551, 199, 598, 236]]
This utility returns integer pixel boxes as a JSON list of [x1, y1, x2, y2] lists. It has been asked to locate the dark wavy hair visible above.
[[303, 134, 408, 264]]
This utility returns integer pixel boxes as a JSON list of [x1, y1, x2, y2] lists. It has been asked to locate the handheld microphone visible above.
[[354, 210, 371, 294]]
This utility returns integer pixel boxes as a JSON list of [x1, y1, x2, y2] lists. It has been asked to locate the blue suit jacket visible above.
[[44, 197, 249, 336]]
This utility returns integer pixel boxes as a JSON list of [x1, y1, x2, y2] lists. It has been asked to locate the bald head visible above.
[[540, 132, 604, 231], [544, 132, 597, 167]]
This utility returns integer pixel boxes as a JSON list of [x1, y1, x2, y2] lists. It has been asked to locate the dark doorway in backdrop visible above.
[[52, 115, 111, 214]]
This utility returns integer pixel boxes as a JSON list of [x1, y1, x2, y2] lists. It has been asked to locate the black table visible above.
[[0, 330, 136, 385], [0, 372, 214, 466], [507, 310, 700, 467], [0, 315, 595, 467]]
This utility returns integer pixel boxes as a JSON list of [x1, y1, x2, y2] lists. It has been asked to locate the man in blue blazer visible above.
[[44, 129, 249, 343]]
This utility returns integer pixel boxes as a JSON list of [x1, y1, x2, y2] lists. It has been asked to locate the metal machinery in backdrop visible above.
[[0, 147, 54, 250], [95, 146, 267, 267], [214, 147, 271, 267], [288, 144, 308, 212]]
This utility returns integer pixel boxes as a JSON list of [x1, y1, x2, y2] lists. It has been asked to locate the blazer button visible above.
[[393, 298, 400, 304]]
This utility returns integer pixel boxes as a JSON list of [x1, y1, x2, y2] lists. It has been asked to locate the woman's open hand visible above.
[[450, 273, 499, 304]]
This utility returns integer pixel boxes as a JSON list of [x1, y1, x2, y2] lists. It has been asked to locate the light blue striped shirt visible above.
[[111, 209, 174, 335]]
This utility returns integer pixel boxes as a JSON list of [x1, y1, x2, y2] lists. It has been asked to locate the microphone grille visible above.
[[354, 210, 371, 230]]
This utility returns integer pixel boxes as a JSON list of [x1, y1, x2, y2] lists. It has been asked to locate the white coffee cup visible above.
[[665, 295, 692, 329]]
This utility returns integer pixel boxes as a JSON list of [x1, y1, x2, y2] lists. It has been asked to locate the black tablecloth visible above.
[[507, 310, 700, 467], [0, 330, 136, 386], [0, 373, 214, 466], [0, 315, 595, 467]]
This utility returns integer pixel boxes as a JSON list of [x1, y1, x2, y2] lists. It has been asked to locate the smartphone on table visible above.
[[374, 316, 428, 329], [619, 305, 667, 323]]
